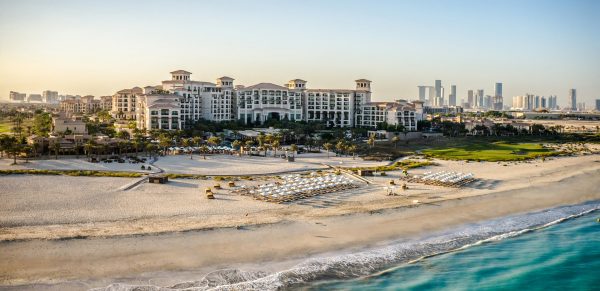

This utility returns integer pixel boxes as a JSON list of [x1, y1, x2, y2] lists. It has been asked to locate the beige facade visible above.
[[52, 116, 87, 134]]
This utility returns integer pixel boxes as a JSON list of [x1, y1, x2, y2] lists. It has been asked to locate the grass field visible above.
[[0, 121, 12, 133], [0, 118, 34, 134], [422, 141, 559, 162]]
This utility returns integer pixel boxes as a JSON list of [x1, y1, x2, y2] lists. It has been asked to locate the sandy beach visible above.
[[0, 153, 599, 289]]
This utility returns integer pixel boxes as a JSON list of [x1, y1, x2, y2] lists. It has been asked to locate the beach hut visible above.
[[358, 169, 374, 176], [149, 175, 168, 184]]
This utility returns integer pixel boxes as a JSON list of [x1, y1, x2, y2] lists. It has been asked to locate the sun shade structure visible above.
[[401, 171, 476, 188], [231, 173, 359, 203]]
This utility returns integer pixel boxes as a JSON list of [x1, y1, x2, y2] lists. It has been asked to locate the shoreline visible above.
[[1, 164, 599, 288], [2, 154, 599, 242]]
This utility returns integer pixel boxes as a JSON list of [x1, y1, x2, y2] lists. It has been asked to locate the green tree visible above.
[[391, 135, 400, 148], [159, 135, 171, 155], [232, 140, 242, 156], [84, 140, 96, 160], [348, 144, 358, 160], [367, 135, 376, 149], [323, 142, 333, 158], [271, 140, 280, 157], [245, 140, 254, 155], [182, 138, 193, 159], [33, 112, 52, 137], [52, 141, 61, 160], [336, 140, 346, 156], [289, 144, 298, 158], [207, 136, 221, 147]]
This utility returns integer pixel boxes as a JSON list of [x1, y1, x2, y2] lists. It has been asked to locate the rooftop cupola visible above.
[[170, 70, 192, 81]]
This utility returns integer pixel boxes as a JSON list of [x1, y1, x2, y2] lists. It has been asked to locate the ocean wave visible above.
[[92, 201, 600, 291]]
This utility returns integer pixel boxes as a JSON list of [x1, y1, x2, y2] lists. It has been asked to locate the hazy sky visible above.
[[1, 0, 599, 106]]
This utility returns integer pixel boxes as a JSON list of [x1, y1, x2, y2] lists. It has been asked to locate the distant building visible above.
[[60, 95, 110, 114], [467, 90, 474, 109], [52, 116, 87, 134], [476, 89, 484, 108], [449, 85, 457, 106], [596, 99, 600, 111], [569, 89, 577, 110], [27, 94, 43, 102], [42, 90, 59, 103], [493, 82, 503, 110], [9, 91, 26, 102]]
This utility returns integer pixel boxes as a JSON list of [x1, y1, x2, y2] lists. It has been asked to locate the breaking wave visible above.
[[92, 200, 600, 291]]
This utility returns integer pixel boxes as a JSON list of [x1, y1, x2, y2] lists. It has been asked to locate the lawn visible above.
[[0, 121, 12, 134], [422, 141, 559, 162], [0, 118, 34, 134]]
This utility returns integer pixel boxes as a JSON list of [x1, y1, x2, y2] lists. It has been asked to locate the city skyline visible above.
[[1, 0, 599, 105]]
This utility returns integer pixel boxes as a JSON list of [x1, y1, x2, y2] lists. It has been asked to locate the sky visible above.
[[0, 0, 599, 107]]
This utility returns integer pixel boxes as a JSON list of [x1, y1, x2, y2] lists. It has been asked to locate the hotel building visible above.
[[107, 70, 420, 131]]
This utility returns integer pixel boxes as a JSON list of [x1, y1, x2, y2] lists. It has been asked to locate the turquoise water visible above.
[[310, 210, 600, 291], [95, 202, 600, 291]]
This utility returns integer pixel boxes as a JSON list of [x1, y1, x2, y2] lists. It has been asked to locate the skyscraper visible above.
[[569, 89, 577, 110], [449, 85, 457, 106], [417, 86, 427, 102], [435, 80, 442, 98], [467, 90, 474, 108], [595, 99, 600, 111], [476, 89, 484, 108], [493, 82, 503, 110]]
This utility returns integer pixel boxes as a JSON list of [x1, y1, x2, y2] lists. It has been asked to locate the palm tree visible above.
[[200, 145, 209, 159], [207, 136, 221, 147], [232, 140, 242, 156], [6, 137, 19, 165], [348, 144, 358, 160], [53, 142, 61, 160], [192, 136, 202, 158], [323, 142, 333, 158], [159, 135, 171, 156], [289, 144, 298, 158], [146, 143, 156, 158], [336, 140, 346, 156], [182, 138, 193, 159], [367, 135, 375, 149], [245, 140, 254, 156], [271, 140, 280, 157], [84, 140, 96, 161], [391, 136, 400, 148], [117, 141, 128, 157], [256, 133, 266, 156], [23, 145, 31, 163]]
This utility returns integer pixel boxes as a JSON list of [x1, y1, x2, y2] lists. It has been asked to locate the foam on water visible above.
[[92, 200, 600, 291]]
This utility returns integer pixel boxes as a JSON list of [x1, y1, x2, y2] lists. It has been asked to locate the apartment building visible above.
[[60, 95, 112, 114], [161, 70, 235, 126], [135, 87, 181, 131]]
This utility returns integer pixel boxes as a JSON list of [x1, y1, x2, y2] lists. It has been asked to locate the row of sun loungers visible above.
[[400, 171, 476, 188], [231, 173, 359, 203]]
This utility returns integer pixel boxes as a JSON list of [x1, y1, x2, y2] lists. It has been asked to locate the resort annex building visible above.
[[107, 70, 421, 131]]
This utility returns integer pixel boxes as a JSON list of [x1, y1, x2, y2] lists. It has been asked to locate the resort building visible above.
[[60, 95, 112, 115], [111, 87, 142, 120], [236, 81, 304, 124], [135, 87, 182, 131], [161, 70, 235, 126], [111, 70, 421, 131], [52, 115, 88, 134]]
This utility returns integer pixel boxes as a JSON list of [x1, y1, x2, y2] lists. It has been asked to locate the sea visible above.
[[96, 201, 600, 291]]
